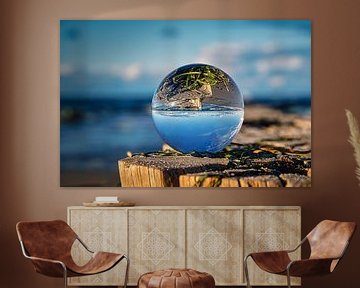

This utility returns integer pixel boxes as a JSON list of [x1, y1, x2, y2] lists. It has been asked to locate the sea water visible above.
[[152, 106, 244, 153]]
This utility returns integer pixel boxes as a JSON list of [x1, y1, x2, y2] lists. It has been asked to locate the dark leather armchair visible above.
[[244, 220, 356, 288], [16, 220, 129, 288]]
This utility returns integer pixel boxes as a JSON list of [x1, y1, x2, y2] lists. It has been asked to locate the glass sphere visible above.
[[152, 63, 244, 153]]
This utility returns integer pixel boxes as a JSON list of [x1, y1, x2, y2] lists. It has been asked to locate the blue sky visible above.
[[60, 20, 311, 99]]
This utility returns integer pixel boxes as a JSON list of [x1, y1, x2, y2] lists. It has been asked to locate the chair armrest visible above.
[[25, 255, 67, 277], [245, 237, 306, 259], [287, 258, 336, 277], [19, 240, 67, 277], [286, 237, 307, 253], [26, 255, 65, 266], [76, 236, 94, 253], [247, 250, 290, 258]]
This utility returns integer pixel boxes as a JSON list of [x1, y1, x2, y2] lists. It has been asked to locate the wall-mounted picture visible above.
[[60, 20, 311, 187]]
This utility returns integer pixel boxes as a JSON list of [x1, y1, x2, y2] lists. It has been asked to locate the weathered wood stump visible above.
[[119, 155, 228, 187], [118, 105, 311, 187]]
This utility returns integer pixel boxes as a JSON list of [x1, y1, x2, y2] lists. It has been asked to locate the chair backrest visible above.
[[16, 220, 77, 261], [307, 220, 356, 261]]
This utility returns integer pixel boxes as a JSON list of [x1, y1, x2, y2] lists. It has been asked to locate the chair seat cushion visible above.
[[138, 268, 215, 288]]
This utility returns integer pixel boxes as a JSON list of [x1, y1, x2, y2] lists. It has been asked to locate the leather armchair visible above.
[[16, 220, 129, 288], [244, 220, 356, 288]]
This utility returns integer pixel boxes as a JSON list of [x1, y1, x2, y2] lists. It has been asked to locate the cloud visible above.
[[111, 63, 142, 81], [61, 40, 310, 98], [260, 42, 279, 54], [196, 42, 250, 74], [256, 56, 303, 74], [196, 42, 305, 75], [192, 41, 310, 98], [268, 75, 286, 88]]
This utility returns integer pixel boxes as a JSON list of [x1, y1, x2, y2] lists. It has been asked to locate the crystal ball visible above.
[[152, 63, 244, 153]]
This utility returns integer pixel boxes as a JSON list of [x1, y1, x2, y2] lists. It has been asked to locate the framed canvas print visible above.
[[60, 20, 311, 187]]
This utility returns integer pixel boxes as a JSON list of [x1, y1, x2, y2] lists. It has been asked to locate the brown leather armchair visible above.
[[244, 220, 356, 288], [16, 220, 129, 288]]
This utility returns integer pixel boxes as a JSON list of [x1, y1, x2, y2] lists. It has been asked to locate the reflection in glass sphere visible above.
[[152, 63, 244, 153]]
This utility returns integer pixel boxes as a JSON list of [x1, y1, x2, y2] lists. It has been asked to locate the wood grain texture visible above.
[[119, 156, 228, 187], [68, 209, 128, 286], [186, 209, 243, 285], [244, 209, 301, 286], [68, 206, 300, 286], [128, 209, 186, 284]]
